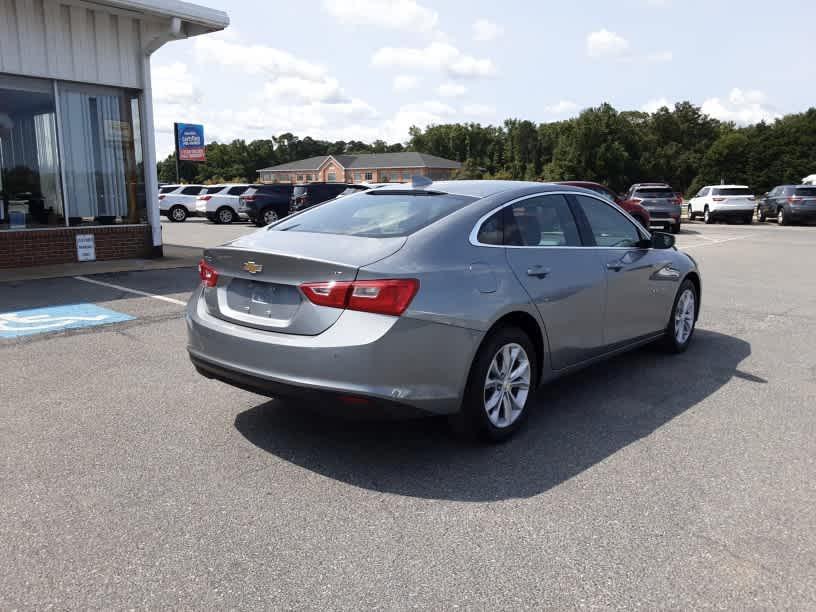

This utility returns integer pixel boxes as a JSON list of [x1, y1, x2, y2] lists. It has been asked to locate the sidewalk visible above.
[[0, 244, 201, 283]]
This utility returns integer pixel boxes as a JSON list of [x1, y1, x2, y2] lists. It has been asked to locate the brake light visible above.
[[674, 196, 683, 205], [788, 196, 803, 204], [158, 194, 166, 200], [300, 279, 419, 316], [197, 195, 212, 201], [198, 259, 218, 287], [243, 195, 256, 202], [712, 197, 726, 202]]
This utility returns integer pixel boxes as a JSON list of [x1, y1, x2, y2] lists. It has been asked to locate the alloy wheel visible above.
[[171, 207, 186, 221], [218, 208, 234, 224], [483, 343, 531, 428], [674, 288, 695, 344], [263, 209, 279, 225], [778, 208, 784, 225]]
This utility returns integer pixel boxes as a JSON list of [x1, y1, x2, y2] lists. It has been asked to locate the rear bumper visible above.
[[186, 290, 482, 415], [708, 207, 753, 218]]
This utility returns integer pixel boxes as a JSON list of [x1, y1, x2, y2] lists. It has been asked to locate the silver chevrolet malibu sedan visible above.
[[187, 180, 701, 441]]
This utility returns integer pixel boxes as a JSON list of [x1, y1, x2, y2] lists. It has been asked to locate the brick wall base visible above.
[[0, 225, 154, 269]]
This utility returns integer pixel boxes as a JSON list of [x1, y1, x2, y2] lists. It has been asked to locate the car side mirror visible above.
[[650, 231, 675, 250]]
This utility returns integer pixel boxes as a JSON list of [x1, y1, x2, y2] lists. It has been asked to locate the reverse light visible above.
[[198, 259, 218, 287], [301, 279, 419, 316], [197, 195, 213, 201]]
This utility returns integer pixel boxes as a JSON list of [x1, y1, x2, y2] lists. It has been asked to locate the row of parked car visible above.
[[158, 182, 369, 226]]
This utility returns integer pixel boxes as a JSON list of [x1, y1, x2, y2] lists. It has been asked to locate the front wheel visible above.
[[661, 279, 697, 353], [261, 208, 279, 226], [216, 207, 236, 224], [687, 205, 695, 221], [778, 207, 788, 226], [168, 205, 187, 222], [450, 326, 537, 443], [756, 206, 766, 222], [704, 207, 713, 224]]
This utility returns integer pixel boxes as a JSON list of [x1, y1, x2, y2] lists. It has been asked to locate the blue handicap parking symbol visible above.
[[0, 304, 134, 338]]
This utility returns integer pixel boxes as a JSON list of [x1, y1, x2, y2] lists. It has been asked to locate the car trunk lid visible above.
[[201, 231, 406, 335]]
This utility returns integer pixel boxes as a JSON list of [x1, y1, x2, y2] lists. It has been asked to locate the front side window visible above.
[[273, 192, 476, 237], [159, 185, 179, 194], [505, 194, 581, 247], [575, 195, 642, 248]]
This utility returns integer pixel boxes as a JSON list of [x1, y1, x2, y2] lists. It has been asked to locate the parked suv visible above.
[[623, 183, 682, 233], [756, 185, 816, 225], [240, 184, 295, 227], [159, 184, 206, 222], [557, 181, 651, 229], [195, 184, 253, 224], [290, 183, 367, 213], [688, 185, 754, 224]]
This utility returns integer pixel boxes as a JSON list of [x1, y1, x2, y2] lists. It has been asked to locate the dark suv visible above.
[[290, 183, 367, 213], [756, 185, 816, 225], [556, 181, 651, 228], [622, 183, 682, 233], [240, 184, 295, 227]]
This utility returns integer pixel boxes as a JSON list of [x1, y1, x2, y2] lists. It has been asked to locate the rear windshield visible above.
[[634, 187, 674, 198], [712, 187, 752, 196], [159, 185, 178, 194], [271, 192, 476, 237], [794, 187, 816, 196]]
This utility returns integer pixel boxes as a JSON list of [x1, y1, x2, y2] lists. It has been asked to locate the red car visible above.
[[556, 181, 651, 229]]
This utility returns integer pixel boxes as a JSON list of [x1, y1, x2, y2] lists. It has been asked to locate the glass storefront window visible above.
[[0, 74, 64, 228], [58, 82, 146, 226]]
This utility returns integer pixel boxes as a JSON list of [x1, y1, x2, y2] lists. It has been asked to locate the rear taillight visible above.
[[158, 194, 166, 200], [198, 195, 212, 201], [630, 197, 643, 204], [243, 195, 256, 202], [198, 259, 218, 287], [788, 196, 803, 204], [300, 279, 419, 316], [712, 197, 726, 202], [674, 196, 683, 205]]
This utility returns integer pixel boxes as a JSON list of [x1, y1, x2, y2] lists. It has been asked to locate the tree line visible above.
[[158, 102, 816, 196]]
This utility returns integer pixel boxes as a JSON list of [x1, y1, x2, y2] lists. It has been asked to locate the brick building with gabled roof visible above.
[[257, 152, 461, 184]]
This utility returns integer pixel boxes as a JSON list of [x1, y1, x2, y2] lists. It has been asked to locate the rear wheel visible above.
[[743, 213, 753, 225], [216, 207, 236, 224], [687, 205, 695, 221], [661, 279, 697, 353], [756, 206, 766, 222], [704, 206, 713, 224], [261, 208, 279, 226], [778, 207, 788, 226], [671, 222, 681, 234], [450, 326, 537, 443], [168, 205, 187, 222]]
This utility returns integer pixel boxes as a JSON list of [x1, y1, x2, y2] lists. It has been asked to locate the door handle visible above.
[[606, 262, 624, 272], [526, 265, 551, 278]]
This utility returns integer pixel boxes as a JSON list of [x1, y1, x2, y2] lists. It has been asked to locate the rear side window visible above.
[[634, 187, 674, 198], [505, 195, 581, 247], [794, 187, 816, 196], [227, 186, 249, 196], [273, 192, 476, 237], [181, 186, 203, 195], [159, 185, 179, 194], [477, 211, 504, 245], [712, 187, 751, 196], [203, 186, 225, 195]]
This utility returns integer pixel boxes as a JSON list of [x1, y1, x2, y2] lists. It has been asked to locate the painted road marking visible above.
[[74, 276, 188, 306], [0, 304, 134, 338], [682, 234, 752, 249]]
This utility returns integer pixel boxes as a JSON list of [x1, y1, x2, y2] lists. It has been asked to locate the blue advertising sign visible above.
[[176, 122, 206, 161]]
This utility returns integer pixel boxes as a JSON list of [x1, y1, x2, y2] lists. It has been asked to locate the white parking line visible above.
[[681, 234, 753, 249], [74, 276, 188, 306]]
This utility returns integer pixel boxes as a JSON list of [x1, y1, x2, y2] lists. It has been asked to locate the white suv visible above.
[[159, 184, 206, 222], [688, 185, 755, 224], [195, 184, 253, 224]]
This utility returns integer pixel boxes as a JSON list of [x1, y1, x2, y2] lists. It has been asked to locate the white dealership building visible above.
[[0, 0, 228, 269]]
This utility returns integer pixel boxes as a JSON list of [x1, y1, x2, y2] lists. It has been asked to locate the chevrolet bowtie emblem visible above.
[[242, 261, 263, 274]]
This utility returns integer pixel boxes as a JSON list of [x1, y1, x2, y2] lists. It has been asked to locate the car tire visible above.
[[703, 206, 713, 224], [778, 207, 788, 226], [450, 325, 538, 443], [261, 208, 279, 226], [687, 205, 695, 221], [216, 207, 236, 224], [661, 279, 698, 354], [168, 205, 187, 222], [743, 213, 753, 225], [671, 222, 681, 234], [756, 206, 766, 222]]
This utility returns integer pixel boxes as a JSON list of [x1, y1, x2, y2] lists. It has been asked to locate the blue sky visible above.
[[151, 0, 816, 157]]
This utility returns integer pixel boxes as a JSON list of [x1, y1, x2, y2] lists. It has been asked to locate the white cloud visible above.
[[371, 42, 496, 78], [472, 18, 503, 42], [152, 62, 201, 106], [701, 88, 780, 125], [263, 76, 348, 104], [322, 0, 438, 33], [194, 38, 327, 81], [586, 29, 629, 59], [641, 97, 672, 113], [437, 81, 467, 97], [646, 50, 673, 63], [543, 100, 578, 115], [393, 75, 420, 91], [463, 104, 495, 116]]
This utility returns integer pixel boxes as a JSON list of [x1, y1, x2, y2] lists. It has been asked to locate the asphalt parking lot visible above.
[[2, 220, 816, 608]]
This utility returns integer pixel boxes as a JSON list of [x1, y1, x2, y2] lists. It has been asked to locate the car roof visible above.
[[372, 180, 549, 198], [707, 184, 749, 189], [632, 182, 672, 188]]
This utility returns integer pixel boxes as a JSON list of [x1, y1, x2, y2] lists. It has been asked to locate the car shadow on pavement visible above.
[[234, 329, 757, 502]]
